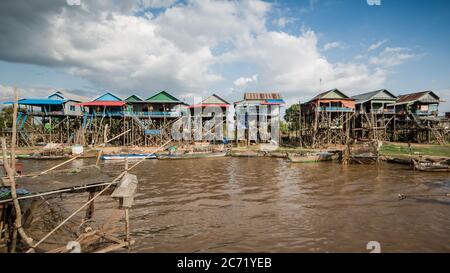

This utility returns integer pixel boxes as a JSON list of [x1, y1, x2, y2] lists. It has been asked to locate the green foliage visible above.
[[284, 103, 300, 131], [0, 106, 13, 131], [279, 121, 289, 135], [380, 142, 450, 157]]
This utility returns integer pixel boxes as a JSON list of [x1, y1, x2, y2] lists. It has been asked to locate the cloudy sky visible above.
[[0, 0, 449, 112]]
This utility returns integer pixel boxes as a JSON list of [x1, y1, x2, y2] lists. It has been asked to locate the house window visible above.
[[70, 105, 76, 111]]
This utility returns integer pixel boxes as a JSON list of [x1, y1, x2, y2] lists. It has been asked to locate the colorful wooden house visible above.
[[188, 94, 230, 117], [234, 92, 285, 143], [143, 91, 187, 117], [124, 94, 145, 114], [352, 89, 397, 115], [302, 89, 355, 114], [387, 90, 440, 116], [77, 92, 125, 117], [5, 90, 87, 116], [188, 94, 231, 141]]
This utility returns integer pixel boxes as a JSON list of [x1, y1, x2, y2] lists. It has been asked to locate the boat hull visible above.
[[101, 154, 156, 160], [157, 152, 227, 160], [412, 160, 450, 172], [288, 152, 334, 163]]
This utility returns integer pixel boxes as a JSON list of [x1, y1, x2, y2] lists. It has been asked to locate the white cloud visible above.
[[273, 17, 294, 28], [323, 42, 342, 51], [369, 47, 421, 67], [0, 0, 410, 103], [221, 28, 386, 100], [233, 74, 258, 88], [368, 39, 388, 51], [140, 0, 177, 8], [0, 84, 54, 102]]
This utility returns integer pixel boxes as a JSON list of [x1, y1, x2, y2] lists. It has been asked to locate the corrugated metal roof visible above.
[[76, 101, 125, 107], [310, 89, 351, 101], [188, 104, 230, 108], [396, 90, 439, 103], [4, 98, 68, 106], [244, 93, 282, 100], [49, 91, 89, 102], [125, 94, 144, 102], [352, 89, 397, 103], [146, 91, 180, 103], [94, 92, 123, 102], [202, 94, 230, 105]]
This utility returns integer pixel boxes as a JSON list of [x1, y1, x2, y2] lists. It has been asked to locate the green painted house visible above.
[[125, 91, 187, 117]]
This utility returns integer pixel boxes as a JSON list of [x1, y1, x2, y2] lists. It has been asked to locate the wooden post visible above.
[[84, 191, 96, 220], [96, 150, 103, 167], [104, 124, 109, 144], [0, 89, 34, 251], [125, 208, 130, 249], [298, 101, 302, 147]]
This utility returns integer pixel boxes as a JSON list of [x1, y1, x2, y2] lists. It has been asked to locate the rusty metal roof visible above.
[[396, 90, 439, 103], [244, 92, 282, 100]]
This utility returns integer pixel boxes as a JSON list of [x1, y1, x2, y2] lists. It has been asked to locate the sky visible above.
[[0, 0, 449, 112]]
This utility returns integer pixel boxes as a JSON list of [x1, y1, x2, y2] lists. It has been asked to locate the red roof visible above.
[[76, 101, 125, 107], [188, 103, 230, 108]]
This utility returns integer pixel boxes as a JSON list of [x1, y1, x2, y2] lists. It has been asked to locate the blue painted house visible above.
[[77, 92, 125, 116], [5, 91, 87, 116]]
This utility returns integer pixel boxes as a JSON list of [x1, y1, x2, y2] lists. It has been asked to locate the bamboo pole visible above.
[[125, 208, 130, 249], [95, 150, 103, 166], [26, 139, 172, 252], [34, 129, 131, 177], [0, 89, 34, 251]]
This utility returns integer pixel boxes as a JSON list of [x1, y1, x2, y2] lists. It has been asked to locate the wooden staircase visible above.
[[430, 126, 446, 145]]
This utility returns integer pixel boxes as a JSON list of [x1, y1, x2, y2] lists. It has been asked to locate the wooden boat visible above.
[[27, 154, 67, 160], [101, 154, 156, 160], [229, 150, 262, 157], [288, 152, 334, 163], [157, 151, 227, 160], [412, 159, 450, 172], [349, 153, 378, 164], [384, 156, 412, 165]]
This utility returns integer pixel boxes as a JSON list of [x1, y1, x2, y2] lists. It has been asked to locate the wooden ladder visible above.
[[430, 126, 446, 145]]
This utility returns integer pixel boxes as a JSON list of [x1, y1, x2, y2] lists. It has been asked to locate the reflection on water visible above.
[[22, 157, 450, 252]]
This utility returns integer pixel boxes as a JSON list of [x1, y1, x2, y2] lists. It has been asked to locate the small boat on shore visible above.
[[229, 150, 262, 157], [157, 151, 227, 160], [349, 153, 378, 164], [288, 152, 334, 163], [383, 156, 412, 165], [101, 154, 157, 160], [412, 159, 450, 172], [27, 154, 67, 160]]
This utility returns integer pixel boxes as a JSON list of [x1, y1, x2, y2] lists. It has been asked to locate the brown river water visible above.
[[21, 157, 450, 252]]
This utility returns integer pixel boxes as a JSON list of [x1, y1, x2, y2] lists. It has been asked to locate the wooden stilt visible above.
[[84, 191, 96, 220]]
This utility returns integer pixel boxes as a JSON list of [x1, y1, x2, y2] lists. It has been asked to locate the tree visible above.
[[0, 106, 13, 131], [284, 104, 300, 138], [279, 120, 289, 136]]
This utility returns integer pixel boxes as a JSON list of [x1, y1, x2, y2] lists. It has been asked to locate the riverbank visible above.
[[10, 142, 450, 161]]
